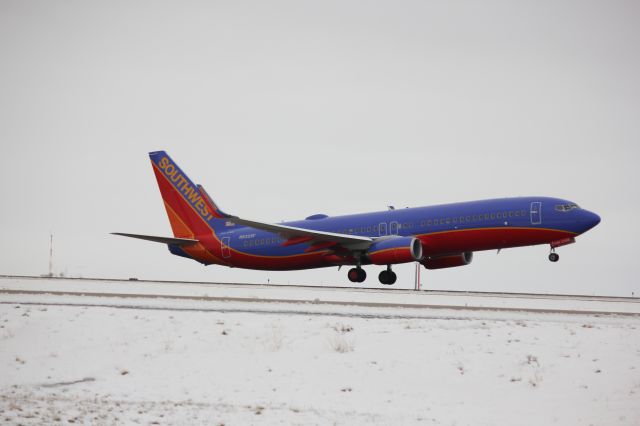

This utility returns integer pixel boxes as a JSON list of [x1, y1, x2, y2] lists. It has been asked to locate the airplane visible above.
[[113, 151, 601, 285]]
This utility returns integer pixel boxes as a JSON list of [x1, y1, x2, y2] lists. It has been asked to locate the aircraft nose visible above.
[[579, 210, 601, 233]]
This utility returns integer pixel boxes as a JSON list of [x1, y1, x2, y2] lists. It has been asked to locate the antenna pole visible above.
[[414, 262, 422, 291], [48, 234, 53, 277]]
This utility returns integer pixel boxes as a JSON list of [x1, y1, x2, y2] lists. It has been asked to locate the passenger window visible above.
[[466, 216, 471, 222], [473, 215, 478, 221], [491, 213, 496, 219], [453, 217, 458, 224], [484, 213, 489, 220], [446, 218, 451, 224], [509, 211, 514, 218]]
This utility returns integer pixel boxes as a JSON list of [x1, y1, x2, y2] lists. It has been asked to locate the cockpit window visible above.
[[555, 203, 580, 212]]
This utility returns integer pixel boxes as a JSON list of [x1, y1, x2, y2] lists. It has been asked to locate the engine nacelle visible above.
[[366, 237, 423, 265], [422, 252, 473, 270]]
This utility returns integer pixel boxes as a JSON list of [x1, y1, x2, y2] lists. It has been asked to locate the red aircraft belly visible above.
[[418, 227, 576, 256]]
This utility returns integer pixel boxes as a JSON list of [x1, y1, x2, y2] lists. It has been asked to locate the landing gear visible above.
[[348, 267, 367, 283], [548, 249, 559, 262], [378, 266, 397, 285]]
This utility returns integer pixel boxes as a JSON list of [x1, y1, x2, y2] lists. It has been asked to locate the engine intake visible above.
[[366, 237, 423, 265], [422, 252, 473, 270]]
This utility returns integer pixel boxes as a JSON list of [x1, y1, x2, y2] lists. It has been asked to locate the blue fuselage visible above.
[[209, 196, 599, 265]]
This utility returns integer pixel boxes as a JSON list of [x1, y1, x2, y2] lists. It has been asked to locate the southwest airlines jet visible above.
[[114, 151, 601, 285]]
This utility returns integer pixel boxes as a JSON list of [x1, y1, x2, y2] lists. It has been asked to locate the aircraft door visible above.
[[221, 237, 231, 258], [390, 221, 399, 235], [530, 202, 542, 225], [378, 222, 387, 236]]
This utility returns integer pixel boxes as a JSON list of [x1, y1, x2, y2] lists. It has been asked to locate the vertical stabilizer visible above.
[[148, 151, 229, 237]]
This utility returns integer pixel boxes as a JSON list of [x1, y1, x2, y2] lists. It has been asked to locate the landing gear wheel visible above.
[[357, 268, 367, 283], [378, 269, 397, 285], [348, 268, 359, 282], [348, 267, 367, 283], [548, 252, 559, 262]]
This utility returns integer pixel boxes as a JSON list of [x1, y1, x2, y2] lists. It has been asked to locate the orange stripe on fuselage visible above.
[[161, 201, 228, 266]]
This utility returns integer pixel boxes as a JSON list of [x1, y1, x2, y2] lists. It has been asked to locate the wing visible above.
[[227, 217, 373, 250], [197, 183, 373, 250]]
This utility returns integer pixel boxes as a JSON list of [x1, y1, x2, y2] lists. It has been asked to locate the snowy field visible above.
[[1, 279, 639, 425]]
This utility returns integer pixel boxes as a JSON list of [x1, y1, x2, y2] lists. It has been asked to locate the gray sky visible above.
[[1, 0, 638, 295]]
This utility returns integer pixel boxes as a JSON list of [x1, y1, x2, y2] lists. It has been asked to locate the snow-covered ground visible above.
[[1, 279, 639, 425]]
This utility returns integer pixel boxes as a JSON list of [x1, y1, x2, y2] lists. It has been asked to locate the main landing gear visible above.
[[347, 266, 397, 285], [347, 267, 367, 283], [378, 266, 397, 285], [548, 249, 560, 262]]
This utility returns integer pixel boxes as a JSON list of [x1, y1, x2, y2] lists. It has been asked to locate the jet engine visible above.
[[422, 252, 473, 270], [366, 237, 423, 265]]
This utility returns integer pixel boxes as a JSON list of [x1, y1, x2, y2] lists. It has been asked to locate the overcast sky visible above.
[[1, 0, 638, 296]]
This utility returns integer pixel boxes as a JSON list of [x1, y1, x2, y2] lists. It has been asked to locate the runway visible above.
[[1, 275, 638, 317]]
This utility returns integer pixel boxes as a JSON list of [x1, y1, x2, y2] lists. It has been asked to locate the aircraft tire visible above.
[[549, 253, 560, 262], [379, 270, 397, 285]]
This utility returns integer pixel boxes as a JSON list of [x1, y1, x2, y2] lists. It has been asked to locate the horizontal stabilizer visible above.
[[111, 233, 199, 246]]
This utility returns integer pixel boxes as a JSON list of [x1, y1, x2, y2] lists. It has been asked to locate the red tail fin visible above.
[[149, 151, 229, 238]]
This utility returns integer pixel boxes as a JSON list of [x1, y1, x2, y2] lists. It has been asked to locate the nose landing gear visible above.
[[378, 266, 397, 285]]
